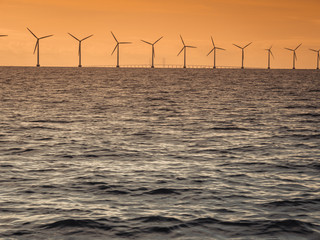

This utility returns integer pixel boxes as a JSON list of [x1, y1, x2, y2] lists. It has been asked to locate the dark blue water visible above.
[[0, 67, 319, 239]]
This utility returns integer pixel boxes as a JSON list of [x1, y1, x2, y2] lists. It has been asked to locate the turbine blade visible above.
[[68, 33, 79, 41], [284, 48, 294, 51], [0, 35, 8, 37], [33, 40, 39, 54], [81, 34, 93, 41], [39, 34, 53, 39], [153, 36, 163, 45], [211, 36, 215, 47], [244, 42, 252, 48], [295, 43, 302, 51], [233, 44, 242, 49], [216, 47, 226, 51], [27, 28, 37, 39], [119, 42, 132, 44], [309, 49, 317, 52], [111, 31, 118, 43], [186, 46, 196, 48], [180, 35, 185, 46], [177, 47, 185, 56], [141, 40, 152, 45], [270, 50, 274, 58], [111, 44, 118, 55], [207, 48, 214, 56]]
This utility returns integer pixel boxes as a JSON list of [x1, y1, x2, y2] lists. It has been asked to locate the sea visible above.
[[0, 67, 319, 240]]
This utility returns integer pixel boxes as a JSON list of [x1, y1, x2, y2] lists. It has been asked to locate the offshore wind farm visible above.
[[0, 30, 319, 69], [1, 1, 320, 240]]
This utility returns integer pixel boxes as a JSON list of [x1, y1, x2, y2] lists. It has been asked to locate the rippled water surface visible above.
[[0, 67, 320, 239]]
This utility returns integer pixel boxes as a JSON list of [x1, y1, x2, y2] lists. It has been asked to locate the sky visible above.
[[0, 0, 320, 68]]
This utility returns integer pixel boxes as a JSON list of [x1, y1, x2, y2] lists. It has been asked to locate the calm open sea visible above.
[[0, 67, 319, 240]]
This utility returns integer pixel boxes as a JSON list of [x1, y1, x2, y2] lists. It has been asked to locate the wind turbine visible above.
[[68, 33, 93, 67], [309, 48, 320, 69], [111, 31, 131, 68], [265, 46, 274, 69], [284, 44, 301, 69], [233, 42, 252, 69], [27, 28, 53, 67], [207, 36, 225, 69], [141, 36, 163, 68], [177, 35, 196, 68]]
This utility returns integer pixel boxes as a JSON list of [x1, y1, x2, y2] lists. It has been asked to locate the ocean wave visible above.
[[29, 120, 74, 124], [145, 188, 181, 195], [40, 219, 112, 231], [3, 148, 36, 154], [261, 198, 320, 207], [132, 215, 183, 223], [210, 127, 250, 131]]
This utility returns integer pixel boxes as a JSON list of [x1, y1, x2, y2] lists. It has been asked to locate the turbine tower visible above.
[[177, 35, 196, 68], [265, 46, 274, 69], [111, 31, 131, 68], [284, 44, 301, 69], [207, 36, 225, 69], [141, 36, 163, 68], [27, 28, 53, 67], [309, 48, 320, 70], [68, 33, 93, 67], [233, 42, 252, 69]]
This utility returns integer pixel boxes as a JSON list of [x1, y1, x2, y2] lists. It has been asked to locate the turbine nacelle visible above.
[[207, 36, 225, 56], [233, 42, 252, 50], [141, 36, 163, 46], [285, 44, 301, 60], [310, 49, 320, 53], [177, 35, 196, 56], [111, 31, 132, 56], [27, 28, 53, 55], [265, 46, 274, 58]]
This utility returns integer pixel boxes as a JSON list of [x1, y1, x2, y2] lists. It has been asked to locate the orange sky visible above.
[[1, 0, 320, 68]]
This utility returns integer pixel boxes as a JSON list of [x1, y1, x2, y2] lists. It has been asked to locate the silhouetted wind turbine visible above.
[[111, 32, 131, 68], [309, 48, 320, 69], [265, 46, 274, 69], [141, 36, 163, 68], [68, 33, 93, 67], [233, 42, 252, 69], [178, 35, 196, 68], [284, 44, 301, 69], [207, 36, 225, 69], [27, 28, 53, 67]]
